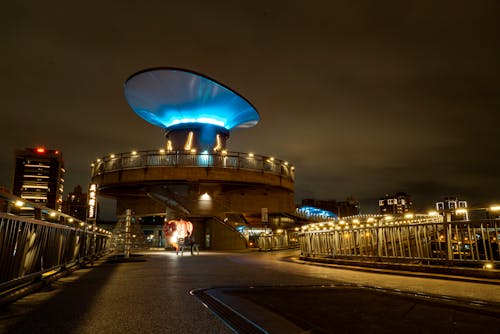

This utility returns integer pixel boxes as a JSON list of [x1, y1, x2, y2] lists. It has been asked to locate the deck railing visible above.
[[91, 150, 295, 180]]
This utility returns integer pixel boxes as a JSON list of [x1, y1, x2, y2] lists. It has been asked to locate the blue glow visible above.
[[297, 206, 338, 219], [124, 68, 259, 130]]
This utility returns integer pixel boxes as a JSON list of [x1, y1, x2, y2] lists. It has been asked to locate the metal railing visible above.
[[0, 191, 112, 292], [258, 230, 300, 251], [91, 150, 295, 181], [299, 219, 500, 266]]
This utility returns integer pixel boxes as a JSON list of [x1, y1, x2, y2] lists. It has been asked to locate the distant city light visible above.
[[297, 206, 338, 220]]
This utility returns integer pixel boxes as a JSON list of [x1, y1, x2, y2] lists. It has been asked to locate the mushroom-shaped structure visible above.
[[124, 68, 260, 152], [92, 67, 295, 250]]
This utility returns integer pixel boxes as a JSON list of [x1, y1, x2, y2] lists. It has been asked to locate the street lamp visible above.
[[488, 205, 500, 219]]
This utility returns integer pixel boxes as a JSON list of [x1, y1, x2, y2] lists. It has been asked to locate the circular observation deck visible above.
[[90, 150, 295, 216]]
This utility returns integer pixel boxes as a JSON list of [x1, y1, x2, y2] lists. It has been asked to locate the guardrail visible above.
[[298, 219, 500, 267], [91, 150, 295, 181], [258, 230, 300, 251], [0, 191, 112, 294]]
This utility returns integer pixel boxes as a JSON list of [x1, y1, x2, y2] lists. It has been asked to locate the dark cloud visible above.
[[1, 0, 499, 218]]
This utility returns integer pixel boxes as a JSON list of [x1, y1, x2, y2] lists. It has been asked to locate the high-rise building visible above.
[[435, 197, 468, 221], [12, 147, 65, 213], [379, 192, 412, 215], [336, 196, 360, 217], [62, 185, 87, 221]]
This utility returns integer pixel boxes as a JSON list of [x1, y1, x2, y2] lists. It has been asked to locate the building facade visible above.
[[61, 185, 88, 221], [12, 148, 65, 214], [435, 197, 468, 221], [379, 192, 412, 215]]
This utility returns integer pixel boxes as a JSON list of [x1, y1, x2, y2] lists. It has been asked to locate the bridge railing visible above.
[[91, 150, 295, 181], [298, 219, 500, 266], [258, 230, 300, 251], [0, 191, 112, 292]]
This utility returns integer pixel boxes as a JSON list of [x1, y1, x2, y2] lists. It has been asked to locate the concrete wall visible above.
[[93, 166, 294, 192], [204, 217, 247, 250], [93, 165, 295, 217], [92, 165, 294, 250]]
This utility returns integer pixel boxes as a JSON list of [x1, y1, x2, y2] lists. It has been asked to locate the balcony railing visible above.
[[91, 150, 295, 181]]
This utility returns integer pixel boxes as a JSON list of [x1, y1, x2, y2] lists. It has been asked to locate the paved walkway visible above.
[[1, 250, 499, 333]]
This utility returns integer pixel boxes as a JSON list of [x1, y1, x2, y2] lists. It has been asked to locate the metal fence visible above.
[[0, 192, 112, 292], [258, 230, 300, 251], [299, 219, 500, 266], [91, 150, 295, 181]]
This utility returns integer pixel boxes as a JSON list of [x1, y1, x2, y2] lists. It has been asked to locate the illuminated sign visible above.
[[261, 208, 268, 223], [36, 147, 46, 153], [87, 183, 97, 219]]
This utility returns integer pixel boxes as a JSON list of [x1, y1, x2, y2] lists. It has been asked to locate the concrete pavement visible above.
[[1, 250, 499, 333]]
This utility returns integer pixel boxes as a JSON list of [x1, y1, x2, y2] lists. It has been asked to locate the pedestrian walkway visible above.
[[1, 250, 499, 334]]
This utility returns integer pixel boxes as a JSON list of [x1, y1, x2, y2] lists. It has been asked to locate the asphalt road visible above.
[[1, 250, 499, 333]]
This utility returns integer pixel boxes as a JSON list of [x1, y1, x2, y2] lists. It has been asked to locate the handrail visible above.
[[299, 218, 500, 266], [0, 191, 113, 292], [90, 150, 295, 181]]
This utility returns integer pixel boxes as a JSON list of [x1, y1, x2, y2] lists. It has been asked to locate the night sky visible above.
[[2, 1, 499, 218]]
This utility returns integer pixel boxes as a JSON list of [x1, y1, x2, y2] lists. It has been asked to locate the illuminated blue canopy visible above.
[[297, 206, 338, 220], [124, 68, 260, 130]]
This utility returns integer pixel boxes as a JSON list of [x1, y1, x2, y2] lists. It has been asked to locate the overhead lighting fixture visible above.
[[200, 192, 211, 201], [184, 131, 194, 151], [213, 134, 222, 152]]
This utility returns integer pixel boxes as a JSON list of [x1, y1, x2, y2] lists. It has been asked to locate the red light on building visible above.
[[36, 148, 46, 153]]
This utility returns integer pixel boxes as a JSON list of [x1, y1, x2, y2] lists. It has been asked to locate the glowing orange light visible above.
[[36, 148, 46, 153]]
